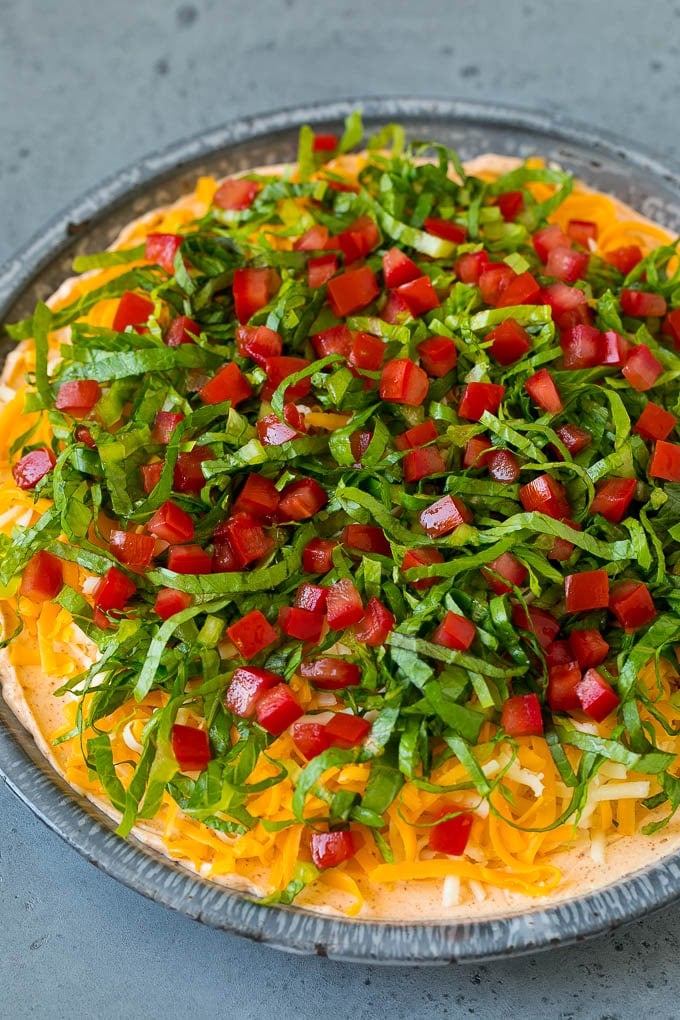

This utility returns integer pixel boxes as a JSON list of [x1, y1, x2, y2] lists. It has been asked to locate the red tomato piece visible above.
[[417, 335, 458, 377], [419, 494, 472, 537], [478, 263, 515, 305], [141, 462, 163, 494], [381, 289, 412, 324], [165, 315, 200, 347], [327, 266, 379, 317], [533, 224, 570, 262], [564, 569, 610, 612], [75, 425, 97, 449], [235, 324, 283, 365], [199, 362, 252, 407], [609, 580, 657, 630], [173, 447, 215, 493], [232, 267, 279, 324], [394, 276, 439, 316], [382, 247, 421, 288], [511, 605, 560, 649], [589, 477, 637, 523], [458, 382, 505, 422], [277, 606, 326, 642], [568, 629, 609, 669], [663, 308, 680, 346], [403, 446, 447, 482], [525, 368, 563, 414], [423, 217, 467, 244], [335, 215, 380, 263], [380, 358, 429, 406], [454, 250, 490, 284], [567, 219, 598, 247], [112, 291, 154, 332], [255, 683, 303, 735], [599, 329, 629, 366], [294, 224, 330, 251], [312, 324, 353, 359], [153, 588, 192, 620], [302, 538, 338, 574], [171, 724, 211, 772], [463, 435, 493, 469], [325, 712, 371, 747], [621, 289, 667, 318], [257, 414, 299, 446], [212, 538, 241, 574], [487, 318, 531, 365], [299, 658, 361, 690], [291, 721, 333, 759], [233, 474, 280, 521], [428, 809, 473, 856], [546, 640, 573, 668], [348, 331, 385, 372], [12, 448, 56, 489], [93, 566, 136, 613], [310, 831, 356, 869], [487, 448, 520, 484], [353, 597, 395, 647], [226, 666, 280, 718], [20, 550, 63, 601], [394, 421, 439, 452], [432, 610, 476, 651], [605, 245, 644, 274], [146, 501, 195, 544], [576, 669, 620, 722], [496, 190, 524, 222], [213, 177, 259, 210], [109, 530, 156, 570], [312, 133, 338, 152], [548, 535, 576, 562], [294, 583, 328, 613], [652, 442, 680, 486], [167, 544, 213, 574], [349, 430, 373, 465], [308, 253, 339, 288], [546, 245, 589, 283], [560, 324, 603, 369], [501, 693, 544, 736], [541, 282, 591, 330], [546, 661, 582, 713], [218, 513, 274, 566], [54, 379, 101, 416], [401, 547, 445, 590], [495, 271, 541, 308], [144, 233, 183, 274], [483, 552, 528, 595], [227, 610, 278, 659], [634, 402, 677, 442], [326, 578, 364, 630], [263, 355, 312, 402], [341, 524, 391, 557], [554, 424, 592, 457], [519, 474, 571, 520], [622, 344, 663, 392], [152, 411, 184, 444], [277, 478, 328, 521]]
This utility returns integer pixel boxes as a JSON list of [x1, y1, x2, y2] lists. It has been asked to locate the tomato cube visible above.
[[214, 177, 259, 210], [217, 513, 274, 566], [567, 219, 598, 247], [255, 683, 303, 735], [463, 435, 493, 469], [589, 477, 637, 523], [419, 494, 472, 537], [605, 245, 643, 274], [173, 447, 215, 494], [479, 264, 515, 305], [497, 191, 524, 222], [310, 830, 356, 869], [454, 250, 490, 284], [326, 578, 364, 629], [546, 245, 589, 283], [568, 629, 609, 669], [495, 271, 541, 308], [546, 661, 582, 713], [403, 446, 447, 482], [428, 809, 473, 855], [233, 474, 280, 521], [380, 358, 429, 406], [401, 546, 445, 590], [294, 583, 328, 613], [257, 414, 299, 446], [263, 356, 312, 402], [93, 566, 136, 613], [302, 538, 338, 574], [417, 335, 458, 377], [291, 721, 333, 759], [394, 421, 439, 452], [232, 267, 279, 323], [112, 291, 154, 332], [423, 217, 467, 243], [236, 324, 283, 365], [500, 693, 544, 736], [327, 266, 379, 317], [165, 315, 200, 347], [325, 712, 371, 747], [145, 233, 183, 274], [564, 569, 609, 612], [560, 324, 603, 369], [541, 282, 591, 330], [226, 665, 280, 718], [335, 215, 380, 263], [511, 605, 560, 649], [621, 289, 667, 318], [622, 345, 663, 392], [141, 462, 163, 494], [153, 588, 192, 620], [341, 524, 391, 557], [609, 580, 656, 631], [554, 424, 592, 457], [382, 247, 421, 288], [227, 610, 278, 658], [152, 411, 185, 444], [171, 724, 211, 772], [166, 544, 213, 574], [146, 501, 195, 544], [525, 368, 563, 414], [299, 658, 361, 690], [353, 597, 395, 646], [394, 275, 439, 316], [533, 224, 570, 262], [634, 402, 677, 442], [458, 382, 505, 421], [348, 331, 386, 372], [649, 440, 680, 481], [599, 330, 629, 366], [576, 669, 620, 722], [482, 552, 527, 595], [308, 253, 339, 288], [109, 530, 156, 570], [277, 478, 328, 521], [519, 474, 571, 520], [20, 550, 63, 601], [487, 448, 520, 484], [487, 318, 531, 365], [54, 380, 101, 416], [12, 448, 56, 490], [432, 611, 476, 651], [277, 606, 325, 642], [294, 224, 330, 251]]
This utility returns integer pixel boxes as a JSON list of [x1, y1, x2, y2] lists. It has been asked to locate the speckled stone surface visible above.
[[3, 0, 680, 1015]]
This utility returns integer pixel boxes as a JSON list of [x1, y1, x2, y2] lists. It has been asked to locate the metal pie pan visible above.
[[2, 97, 680, 964]]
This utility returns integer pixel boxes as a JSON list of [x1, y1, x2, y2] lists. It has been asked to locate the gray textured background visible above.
[[2, 1, 680, 1017]]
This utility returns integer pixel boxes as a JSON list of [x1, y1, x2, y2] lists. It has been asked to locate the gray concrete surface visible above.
[[2, 1, 680, 1016]]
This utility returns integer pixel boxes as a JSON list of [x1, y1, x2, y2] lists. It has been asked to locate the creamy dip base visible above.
[[2, 153, 680, 922]]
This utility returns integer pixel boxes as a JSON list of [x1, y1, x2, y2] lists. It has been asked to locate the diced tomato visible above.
[[432, 610, 476, 651], [327, 266, 379, 317], [349, 430, 373, 465], [428, 809, 473, 855], [294, 224, 330, 251], [483, 552, 527, 595], [12, 448, 56, 490], [310, 830, 356, 869], [621, 289, 667, 318], [609, 580, 657, 630], [173, 447, 215, 493], [511, 605, 560, 649], [93, 566, 136, 613], [419, 494, 472, 537], [277, 605, 326, 642], [353, 597, 395, 646], [496, 190, 524, 222], [75, 425, 97, 449], [423, 217, 467, 243], [218, 513, 274, 565], [382, 247, 421, 288], [622, 344, 663, 392], [20, 550, 63, 601], [589, 477, 637, 523], [165, 315, 200, 347], [167, 544, 213, 574], [146, 501, 195, 544], [236, 324, 283, 365], [487, 318, 531, 365], [299, 657, 361, 690], [519, 474, 571, 520], [605, 245, 643, 274], [487, 448, 520, 484], [255, 683, 303, 735], [548, 535, 576, 562], [212, 537, 241, 574], [171, 724, 211, 772], [634, 402, 677, 442], [227, 609, 278, 659], [454, 250, 490, 284], [308, 253, 339, 288], [495, 271, 541, 308], [568, 629, 609, 669], [525, 368, 563, 414], [294, 583, 328, 613], [403, 446, 447, 482], [546, 661, 582, 713], [649, 440, 680, 482], [232, 267, 279, 324], [561, 324, 603, 369], [599, 330, 629, 366], [233, 474, 280, 520], [554, 424, 592, 457], [546, 245, 589, 283], [312, 324, 353, 359], [546, 640, 574, 669], [564, 569, 610, 612], [394, 275, 439, 316], [380, 358, 429, 406], [501, 693, 544, 736], [381, 289, 412, 323], [348, 331, 385, 372], [144, 232, 183, 274], [533, 224, 570, 262], [567, 219, 598, 247], [54, 379, 101, 416], [152, 411, 184, 444], [312, 133, 339, 152], [335, 215, 380, 263], [463, 435, 493, 469], [325, 712, 372, 747], [277, 478, 328, 521], [283, 403, 306, 433], [457, 382, 505, 422], [257, 414, 299, 446], [576, 668, 620, 722], [401, 546, 445, 590], [141, 462, 163, 494], [199, 362, 252, 406], [153, 588, 192, 620], [541, 282, 591, 330], [326, 578, 364, 629], [416, 335, 458, 378], [225, 665, 280, 718], [663, 308, 680, 347], [341, 524, 391, 557], [478, 263, 515, 305], [213, 177, 259, 210], [112, 290, 154, 332], [302, 538, 338, 574], [291, 721, 333, 759], [263, 356, 312, 402], [109, 530, 156, 569]]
